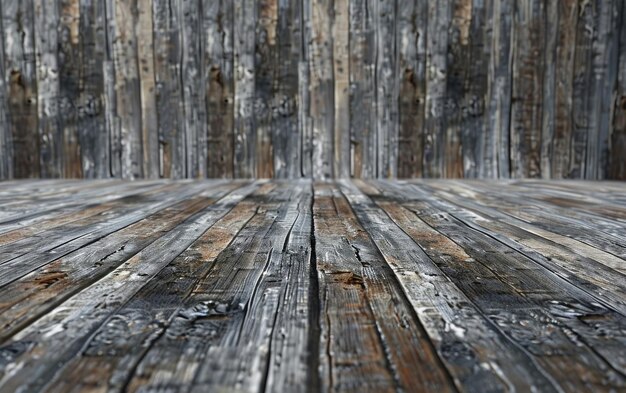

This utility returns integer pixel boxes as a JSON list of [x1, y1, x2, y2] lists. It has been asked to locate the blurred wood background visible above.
[[0, 0, 624, 180]]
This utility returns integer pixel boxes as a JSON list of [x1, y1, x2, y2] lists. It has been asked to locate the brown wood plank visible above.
[[0, 181, 263, 392], [314, 182, 456, 392], [363, 180, 626, 390], [122, 182, 304, 391]]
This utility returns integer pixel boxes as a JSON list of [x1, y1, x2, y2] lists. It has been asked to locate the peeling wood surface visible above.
[[1, 179, 626, 392], [0, 0, 623, 180]]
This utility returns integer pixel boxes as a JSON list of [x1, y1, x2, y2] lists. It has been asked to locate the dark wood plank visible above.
[[308, 0, 334, 180], [551, 0, 579, 179], [122, 182, 304, 391], [510, 0, 545, 178], [78, 0, 109, 178], [58, 0, 82, 178], [333, 0, 350, 179], [0, 181, 263, 392], [3, 0, 40, 179], [314, 182, 456, 392], [255, 0, 277, 179], [0, 0, 10, 180], [610, 0, 626, 180], [423, 0, 451, 178], [153, 0, 185, 179], [397, 0, 426, 179], [483, 0, 513, 178], [272, 0, 302, 179], [233, 0, 257, 178], [348, 0, 376, 179], [365, 180, 626, 390], [112, 0, 144, 179], [180, 0, 207, 179], [204, 0, 235, 179]]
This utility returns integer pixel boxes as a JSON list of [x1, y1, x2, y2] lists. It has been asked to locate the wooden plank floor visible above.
[[0, 179, 625, 392]]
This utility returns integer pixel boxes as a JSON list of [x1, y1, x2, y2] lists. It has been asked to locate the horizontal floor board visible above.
[[0, 179, 625, 392]]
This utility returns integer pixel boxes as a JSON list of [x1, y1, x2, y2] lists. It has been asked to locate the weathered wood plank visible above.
[[423, 0, 451, 178], [136, 0, 159, 179], [375, 0, 398, 178], [78, 0, 109, 178], [349, 180, 560, 391], [584, 0, 621, 180], [348, 0, 376, 179], [368, 180, 626, 390], [273, 0, 302, 179], [0, 1, 11, 180], [461, 0, 489, 179], [0, 182, 247, 345], [0, 182, 261, 392], [204, 0, 235, 179], [551, 0, 578, 179], [483, 0, 513, 178], [123, 182, 302, 391], [233, 0, 257, 178], [153, 0, 185, 179], [316, 182, 456, 391], [58, 0, 82, 178], [444, 0, 471, 179], [308, 0, 334, 180], [34, 0, 62, 179], [113, 0, 143, 179], [255, 0, 277, 179], [611, 0, 626, 180], [397, 0, 426, 178], [180, 0, 207, 179], [333, 0, 350, 179], [510, 0, 545, 178], [3, 0, 40, 179]]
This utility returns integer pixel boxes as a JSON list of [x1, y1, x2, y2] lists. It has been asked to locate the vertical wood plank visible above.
[[463, 0, 490, 178], [333, 0, 350, 178], [570, 0, 595, 178], [153, 0, 184, 179], [136, 0, 159, 179], [584, 0, 620, 179], [397, 0, 426, 179], [273, 0, 302, 178], [58, 0, 82, 178], [444, 0, 471, 179], [34, 0, 62, 178], [551, 0, 578, 179], [483, 0, 513, 178], [79, 0, 109, 178], [308, 0, 334, 180], [610, 0, 626, 180], [510, 0, 545, 178], [424, 0, 451, 178], [113, 0, 143, 179], [349, 0, 376, 178], [255, 0, 277, 178], [180, 0, 207, 178], [0, 0, 11, 180], [3, 0, 40, 179], [104, 0, 120, 177], [299, 61, 312, 178], [539, 0, 557, 179], [233, 0, 256, 178], [204, 0, 234, 179], [375, 0, 398, 178]]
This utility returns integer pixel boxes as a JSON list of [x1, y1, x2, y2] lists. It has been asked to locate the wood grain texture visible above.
[[0, 0, 623, 180], [1, 179, 625, 392]]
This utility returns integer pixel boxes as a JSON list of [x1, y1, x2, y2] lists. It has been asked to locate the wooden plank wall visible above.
[[0, 0, 624, 180]]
